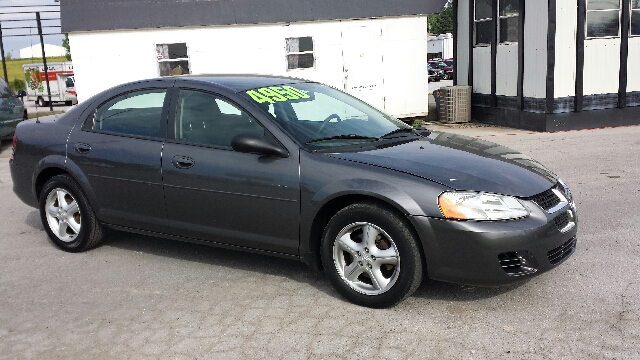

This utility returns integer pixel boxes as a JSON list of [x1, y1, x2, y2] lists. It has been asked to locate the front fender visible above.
[[298, 152, 448, 270]]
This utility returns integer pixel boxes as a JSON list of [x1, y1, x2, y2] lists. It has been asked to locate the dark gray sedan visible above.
[[10, 75, 578, 307]]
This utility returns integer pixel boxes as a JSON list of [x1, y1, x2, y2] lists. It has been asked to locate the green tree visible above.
[[62, 33, 72, 61], [428, 0, 454, 35]]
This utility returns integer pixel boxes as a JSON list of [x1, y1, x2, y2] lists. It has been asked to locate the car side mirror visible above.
[[16, 90, 26, 98], [231, 133, 289, 158]]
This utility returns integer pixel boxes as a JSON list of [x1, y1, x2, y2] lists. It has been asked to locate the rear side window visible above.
[[88, 89, 167, 138]]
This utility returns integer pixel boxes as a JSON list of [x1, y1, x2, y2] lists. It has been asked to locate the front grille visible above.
[[498, 251, 538, 276], [547, 236, 577, 265], [526, 185, 561, 211], [553, 211, 569, 230]]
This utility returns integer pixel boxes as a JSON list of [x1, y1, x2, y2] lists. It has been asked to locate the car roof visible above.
[[173, 74, 310, 92]]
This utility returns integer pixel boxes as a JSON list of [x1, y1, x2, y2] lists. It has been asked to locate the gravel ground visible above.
[[0, 124, 638, 359]]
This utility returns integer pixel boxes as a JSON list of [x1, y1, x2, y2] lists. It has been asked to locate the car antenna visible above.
[[35, 98, 40, 123]]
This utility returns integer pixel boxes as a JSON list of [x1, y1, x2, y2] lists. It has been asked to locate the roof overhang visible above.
[[61, 0, 448, 32]]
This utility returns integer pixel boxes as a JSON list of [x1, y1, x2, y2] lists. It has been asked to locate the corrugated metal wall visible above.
[[583, 39, 621, 96], [554, 0, 577, 98], [473, 47, 492, 94], [456, 0, 470, 86], [496, 44, 518, 96], [627, 38, 640, 92], [523, 0, 548, 99]]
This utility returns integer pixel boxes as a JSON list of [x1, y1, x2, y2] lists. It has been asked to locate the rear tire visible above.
[[39, 175, 104, 252], [37, 97, 46, 107], [321, 202, 423, 308]]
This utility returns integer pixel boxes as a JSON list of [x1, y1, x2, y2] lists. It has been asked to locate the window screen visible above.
[[474, 0, 493, 45], [586, 0, 621, 37], [632, 0, 640, 36], [499, 0, 519, 43]]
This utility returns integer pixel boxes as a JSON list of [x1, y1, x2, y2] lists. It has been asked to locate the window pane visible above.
[[499, 0, 519, 16], [475, 0, 493, 20], [633, 0, 640, 9], [156, 43, 188, 60], [93, 90, 166, 138], [298, 37, 314, 52], [586, 10, 620, 37], [587, 0, 620, 10], [500, 16, 519, 42], [287, 53, 315, 69], [286, 37, 313, 53], [632, 10, 640, 35], [176, 90, 263, 147], [475, 20, 493, 45], [159, 60, 190, 77]]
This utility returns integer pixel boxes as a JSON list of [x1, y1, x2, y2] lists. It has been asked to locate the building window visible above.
[[156, 43, 191, 77], [474, 0, 493, 46], [286, 37, 315, 70], [499, 0, 520, 43], [586, 0, 621, 38], [632, 0, 640, 36]]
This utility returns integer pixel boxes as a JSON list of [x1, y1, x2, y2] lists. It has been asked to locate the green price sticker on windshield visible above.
[[246, 85, 310, 104]]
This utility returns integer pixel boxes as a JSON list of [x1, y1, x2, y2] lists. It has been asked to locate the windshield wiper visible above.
[[306, 134, 379, 144], [380, 128, 416, 139]]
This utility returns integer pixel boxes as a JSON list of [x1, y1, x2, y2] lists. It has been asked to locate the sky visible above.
[[0, 0, 63, 58]]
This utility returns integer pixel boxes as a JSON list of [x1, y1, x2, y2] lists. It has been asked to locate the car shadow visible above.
[[101, 229, 340, 299], [26, 213, 526, 304], [412, 278, 527, 302]]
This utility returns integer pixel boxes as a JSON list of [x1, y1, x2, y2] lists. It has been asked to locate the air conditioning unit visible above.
[[438, 86, 471, 123]]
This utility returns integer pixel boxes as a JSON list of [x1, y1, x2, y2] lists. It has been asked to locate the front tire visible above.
[[39, 175, 104, 252], [322, 203, 423, 308]]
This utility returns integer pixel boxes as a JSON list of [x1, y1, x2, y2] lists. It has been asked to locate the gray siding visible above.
[[61, 0, 448, 32]]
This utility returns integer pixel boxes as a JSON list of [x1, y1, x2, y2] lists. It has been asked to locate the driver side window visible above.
[[175, 90, 264, 148]]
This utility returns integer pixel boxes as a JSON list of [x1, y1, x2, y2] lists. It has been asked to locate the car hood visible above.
[[328, 131, 557, 197]]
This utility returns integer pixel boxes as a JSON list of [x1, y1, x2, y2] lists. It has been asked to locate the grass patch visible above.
[[2, 57, 68, 90], [27, 111, 65, 120]]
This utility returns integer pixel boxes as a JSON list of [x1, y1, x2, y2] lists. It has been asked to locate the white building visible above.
[[19, 43, 66, 59], [61, 0, 448, 118], [454, 0, 640, 131], [428, 33, 454, 59]]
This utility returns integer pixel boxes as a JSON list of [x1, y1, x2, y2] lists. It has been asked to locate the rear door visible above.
[[161, 86, 300, 254], [67, 82, 172, 232]]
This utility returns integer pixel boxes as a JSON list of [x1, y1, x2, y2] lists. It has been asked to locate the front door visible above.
[[161, 88, 300, 254], [342, 26, 385, 110]]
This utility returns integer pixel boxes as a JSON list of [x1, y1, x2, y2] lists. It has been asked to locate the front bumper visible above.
[[411, 199, 578, 286]]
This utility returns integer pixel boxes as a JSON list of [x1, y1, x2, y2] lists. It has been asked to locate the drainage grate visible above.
[[547, 236, 577, 265]]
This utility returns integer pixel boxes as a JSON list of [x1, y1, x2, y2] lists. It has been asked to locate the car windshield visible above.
[[241, 82, 413, 150]]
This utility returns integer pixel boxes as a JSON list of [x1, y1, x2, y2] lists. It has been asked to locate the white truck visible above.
[[23, 62, 77, 106]]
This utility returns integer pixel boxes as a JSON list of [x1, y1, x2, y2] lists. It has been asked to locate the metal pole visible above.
[[36, 12, 53, 111], [0, 22, 8, 82]]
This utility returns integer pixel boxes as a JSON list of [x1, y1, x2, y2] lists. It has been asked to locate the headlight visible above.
[[438, 191, 529, 221]]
